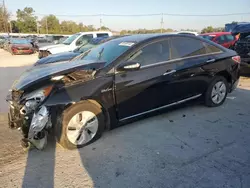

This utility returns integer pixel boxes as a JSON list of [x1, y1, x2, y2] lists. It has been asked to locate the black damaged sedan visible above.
[[6, 34, 240, 150]]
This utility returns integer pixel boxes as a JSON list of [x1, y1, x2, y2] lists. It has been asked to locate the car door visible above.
[[169, 36, 223, 99], [115, 38, 182, 120]]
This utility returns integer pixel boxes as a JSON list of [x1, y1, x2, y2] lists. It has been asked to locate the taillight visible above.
[[232, 55, 241, 64], [11, 47, 17, 51]]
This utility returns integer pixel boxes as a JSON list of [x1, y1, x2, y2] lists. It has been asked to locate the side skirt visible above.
[[119, 94, 202, 122]]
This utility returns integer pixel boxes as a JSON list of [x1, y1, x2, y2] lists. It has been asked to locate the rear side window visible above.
[[170, 37, 206, 59], [204, 43, 222, 53], [97, 33, 109, 38]]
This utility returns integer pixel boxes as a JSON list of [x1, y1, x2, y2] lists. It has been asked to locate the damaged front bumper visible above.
[[7, 93, 52, 150]]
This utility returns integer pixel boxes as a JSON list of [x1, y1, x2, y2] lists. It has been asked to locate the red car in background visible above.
[[199, 32, 238, 49], [8, 38, 34, 55]]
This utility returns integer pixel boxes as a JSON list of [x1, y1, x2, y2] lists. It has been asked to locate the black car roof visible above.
[[110, 33, 204, 45], [111, 34, 176, 43]]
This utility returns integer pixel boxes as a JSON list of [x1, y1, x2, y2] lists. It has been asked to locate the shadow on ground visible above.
[[18, 88, 250, 188]]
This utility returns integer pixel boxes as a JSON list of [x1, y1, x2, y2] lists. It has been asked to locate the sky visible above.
[[4, 0, 250, 31]]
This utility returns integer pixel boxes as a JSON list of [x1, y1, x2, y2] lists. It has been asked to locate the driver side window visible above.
[[75, 34, 93, 46], [127, 39, 170, 67]]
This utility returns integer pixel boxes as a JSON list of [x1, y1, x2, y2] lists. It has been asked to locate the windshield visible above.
[[78, 39, 134, 65], [63, 33, 81, 45], [199, 35, 215, 41], [10, 39, 30, 44]]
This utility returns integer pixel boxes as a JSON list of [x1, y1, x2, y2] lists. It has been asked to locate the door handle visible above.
[[163, 70, 176, 76], [206, 59, 215, 63]]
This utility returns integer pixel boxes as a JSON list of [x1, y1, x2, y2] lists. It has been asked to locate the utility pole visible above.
[[100, 18, 102, 29], [100, 14, 103, 30], [160, 13, 164, 33], [45, 17, 48, 34], [9, 21, 12, 33], [2, 0, 8, 33], [36, 21, 39, 34]]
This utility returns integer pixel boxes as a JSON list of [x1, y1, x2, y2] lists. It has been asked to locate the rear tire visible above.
[[204, 76, 228, 107], [55, 101, 105, 150]]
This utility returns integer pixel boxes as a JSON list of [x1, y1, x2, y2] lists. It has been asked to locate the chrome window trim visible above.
[[140, 51, 223, 69], [119, 94, 202, 121]]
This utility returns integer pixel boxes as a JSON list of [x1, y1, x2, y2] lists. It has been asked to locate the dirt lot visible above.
[[0, 49, 250, 188]]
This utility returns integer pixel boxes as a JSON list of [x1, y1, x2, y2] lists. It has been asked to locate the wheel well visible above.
[[63, 99, 110, 130], [87, 99, 110, 130], [216, 71, 232, 84]]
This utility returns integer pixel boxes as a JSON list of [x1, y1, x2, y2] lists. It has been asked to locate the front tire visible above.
[[204, 76, 228, 107], [56, 101, 105, 149]]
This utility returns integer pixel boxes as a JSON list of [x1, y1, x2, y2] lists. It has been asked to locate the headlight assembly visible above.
[[20, 86, 53, 115], [25, 86, 53, 102]]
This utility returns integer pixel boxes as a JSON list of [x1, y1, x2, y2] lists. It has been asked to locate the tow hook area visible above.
[[20, 138, 32, 151]]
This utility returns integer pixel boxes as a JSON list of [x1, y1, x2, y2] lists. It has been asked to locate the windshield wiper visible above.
[[98, 48, 104, 60]]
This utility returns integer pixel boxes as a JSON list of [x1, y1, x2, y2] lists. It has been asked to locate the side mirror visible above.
[[117, 61, 141, 72]]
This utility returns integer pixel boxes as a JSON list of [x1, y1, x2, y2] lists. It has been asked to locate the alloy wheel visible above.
[[211, 81, 227, 104], [66, 111, 98, 145]]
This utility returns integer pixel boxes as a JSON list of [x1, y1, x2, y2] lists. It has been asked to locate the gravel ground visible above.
[[0, 50, 250, 188]]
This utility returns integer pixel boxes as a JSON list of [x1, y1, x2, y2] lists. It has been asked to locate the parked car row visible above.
[[38, 31, 113, 58], [0, 34, 69, 55], [6, 32, 240, 151], [2, 38, 35, 55], [34, 36, 112, 66]]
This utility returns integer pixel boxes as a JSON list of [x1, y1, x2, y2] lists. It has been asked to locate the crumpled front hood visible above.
[[39, 44, 66, 51], [12, 60, 106, 91], [35, 51, 80, 65]]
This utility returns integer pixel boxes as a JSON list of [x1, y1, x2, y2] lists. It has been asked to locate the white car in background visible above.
[[38, 31, 113, 58]]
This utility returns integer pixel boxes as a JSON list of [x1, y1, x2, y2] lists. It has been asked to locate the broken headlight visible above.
[[20, 86, 53, 115], [25, 86, 53, 102]]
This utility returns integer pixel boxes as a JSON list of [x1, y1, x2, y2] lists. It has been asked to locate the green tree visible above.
[[16, 7, 37, 33], [98, 26, 110, 31], [86, 25, 96, 31], [78, 22, 85, 32], [40, 15, 60, 34], [201, 26, 225, 33], [0, 5, 10, 32], [10, 20, 19, 33], [60, 20, 80, 34], [201, 26, 214, 33]]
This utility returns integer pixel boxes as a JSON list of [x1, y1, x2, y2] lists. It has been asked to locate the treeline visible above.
[[0, 7, 110, 34], [0, 6, 232, 35], [201, 26, 225, 33]]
